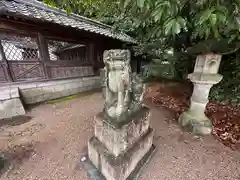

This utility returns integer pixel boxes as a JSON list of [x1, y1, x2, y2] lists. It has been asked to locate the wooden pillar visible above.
[[37, 33, 51, 79], [0, 39, 13, 82], [88, 42, 98, 75]]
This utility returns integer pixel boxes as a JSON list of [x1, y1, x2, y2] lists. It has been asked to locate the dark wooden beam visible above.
[[37, 33, 51, 79], [38, 33, 50, 61], [0, 40, 13, 82], [87, 42, 98, 74], [0, 19, 37, 37], [0, 17, 107, 44], [0, 16, 127, 81], [45, 60, 91, 67]]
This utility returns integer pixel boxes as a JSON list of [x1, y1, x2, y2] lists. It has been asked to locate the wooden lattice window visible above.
[[0, 32, 45, 82], [1, 33, 40, 61], [47, 39, 87, 61]]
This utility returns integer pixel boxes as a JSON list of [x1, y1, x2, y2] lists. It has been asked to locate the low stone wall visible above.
[[0, 88, 25, 119], [1, 76, 101, 105]]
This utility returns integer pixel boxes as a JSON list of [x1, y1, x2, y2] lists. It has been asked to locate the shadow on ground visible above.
[[0, 116, 32, 128], [0, 143, 36, 177]]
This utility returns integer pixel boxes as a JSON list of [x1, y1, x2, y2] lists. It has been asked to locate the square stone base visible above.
[[94, 107, 150, 157], [82, 145, 156, 180], [178, 111, 212, 135], [88, 128, 154, 180]]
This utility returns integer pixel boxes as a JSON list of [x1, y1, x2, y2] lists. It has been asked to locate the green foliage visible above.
[[132, 0, 240, 40], [42, 0, 118, 20], [145, 61, 176, 80], [137, 0, 145, 8], [43, 0, 240, 51], [209, 52, 240, 104], [141, 50, 195, 81], [43, 0, 240, 104]]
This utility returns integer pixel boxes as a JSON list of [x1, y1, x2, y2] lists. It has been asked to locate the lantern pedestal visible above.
[[179, 54, 223, 135]]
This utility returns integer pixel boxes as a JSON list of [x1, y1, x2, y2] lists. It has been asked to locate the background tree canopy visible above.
[[44, 0, 240, 51], [44, 0, 240, 104]]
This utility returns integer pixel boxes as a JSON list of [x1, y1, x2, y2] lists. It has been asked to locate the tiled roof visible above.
[[0, 0, 137, 44]]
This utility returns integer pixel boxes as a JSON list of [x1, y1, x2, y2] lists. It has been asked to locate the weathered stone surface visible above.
[[179, 111, 212, 135], [0, 98, 25, 119], [194, 54, 222, 74], [0, 88, 25, 119], [188, 73, 222, 84], [179, 54, 223, 135], [41, 86, 55, 93], [19, 76, 101, 104], [0, 76, 100, 119], [21, 88, 43, 97], [88, 128, 153, 180], [94, 107, 150, 157], [86, 49, 154, 180], [0, 88, 17, 100], [10, 88, 20, 98], [11, 82, 37, 89], [103, 50, 145, 123], [0, 92, 10, 101]]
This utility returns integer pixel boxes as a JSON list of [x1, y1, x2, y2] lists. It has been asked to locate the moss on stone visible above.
[[97, 107, 150, 129], [46, 90, 99, 104]]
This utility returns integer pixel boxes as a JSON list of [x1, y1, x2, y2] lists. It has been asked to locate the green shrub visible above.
[[209, 53, 240, 104]]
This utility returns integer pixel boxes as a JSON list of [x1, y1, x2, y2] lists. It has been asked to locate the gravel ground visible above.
[[0, 92, 239, 180]]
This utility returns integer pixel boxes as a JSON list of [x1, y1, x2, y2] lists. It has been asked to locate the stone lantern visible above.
[[179, 53, 223, 135]]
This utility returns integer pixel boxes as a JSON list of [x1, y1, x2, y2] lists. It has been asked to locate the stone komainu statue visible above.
[[103, 49, 144, 122]]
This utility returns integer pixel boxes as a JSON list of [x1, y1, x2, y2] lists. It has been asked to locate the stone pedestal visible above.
[[179, 77, 221, 134], [87, 107, 155, 180], [179, 54, 223, 135], [84, 49, 155, 180]]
